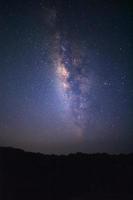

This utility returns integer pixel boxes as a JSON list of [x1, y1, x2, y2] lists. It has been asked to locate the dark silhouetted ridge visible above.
[[0, 146, 133, 200]]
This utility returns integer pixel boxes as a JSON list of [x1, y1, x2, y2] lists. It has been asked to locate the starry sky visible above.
[[0, 0, 133, 154]]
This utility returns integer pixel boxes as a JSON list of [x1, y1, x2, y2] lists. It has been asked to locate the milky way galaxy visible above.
[[53, 32, 91, 132]]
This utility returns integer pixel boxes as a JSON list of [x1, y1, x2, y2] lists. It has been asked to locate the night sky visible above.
[[0, 0, 133, 154]]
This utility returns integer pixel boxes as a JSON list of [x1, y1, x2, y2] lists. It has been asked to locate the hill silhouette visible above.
[[0, 146, 133, 200]]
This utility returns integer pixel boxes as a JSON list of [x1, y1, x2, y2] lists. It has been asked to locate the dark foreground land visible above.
[[0, 147, 133, 200]]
